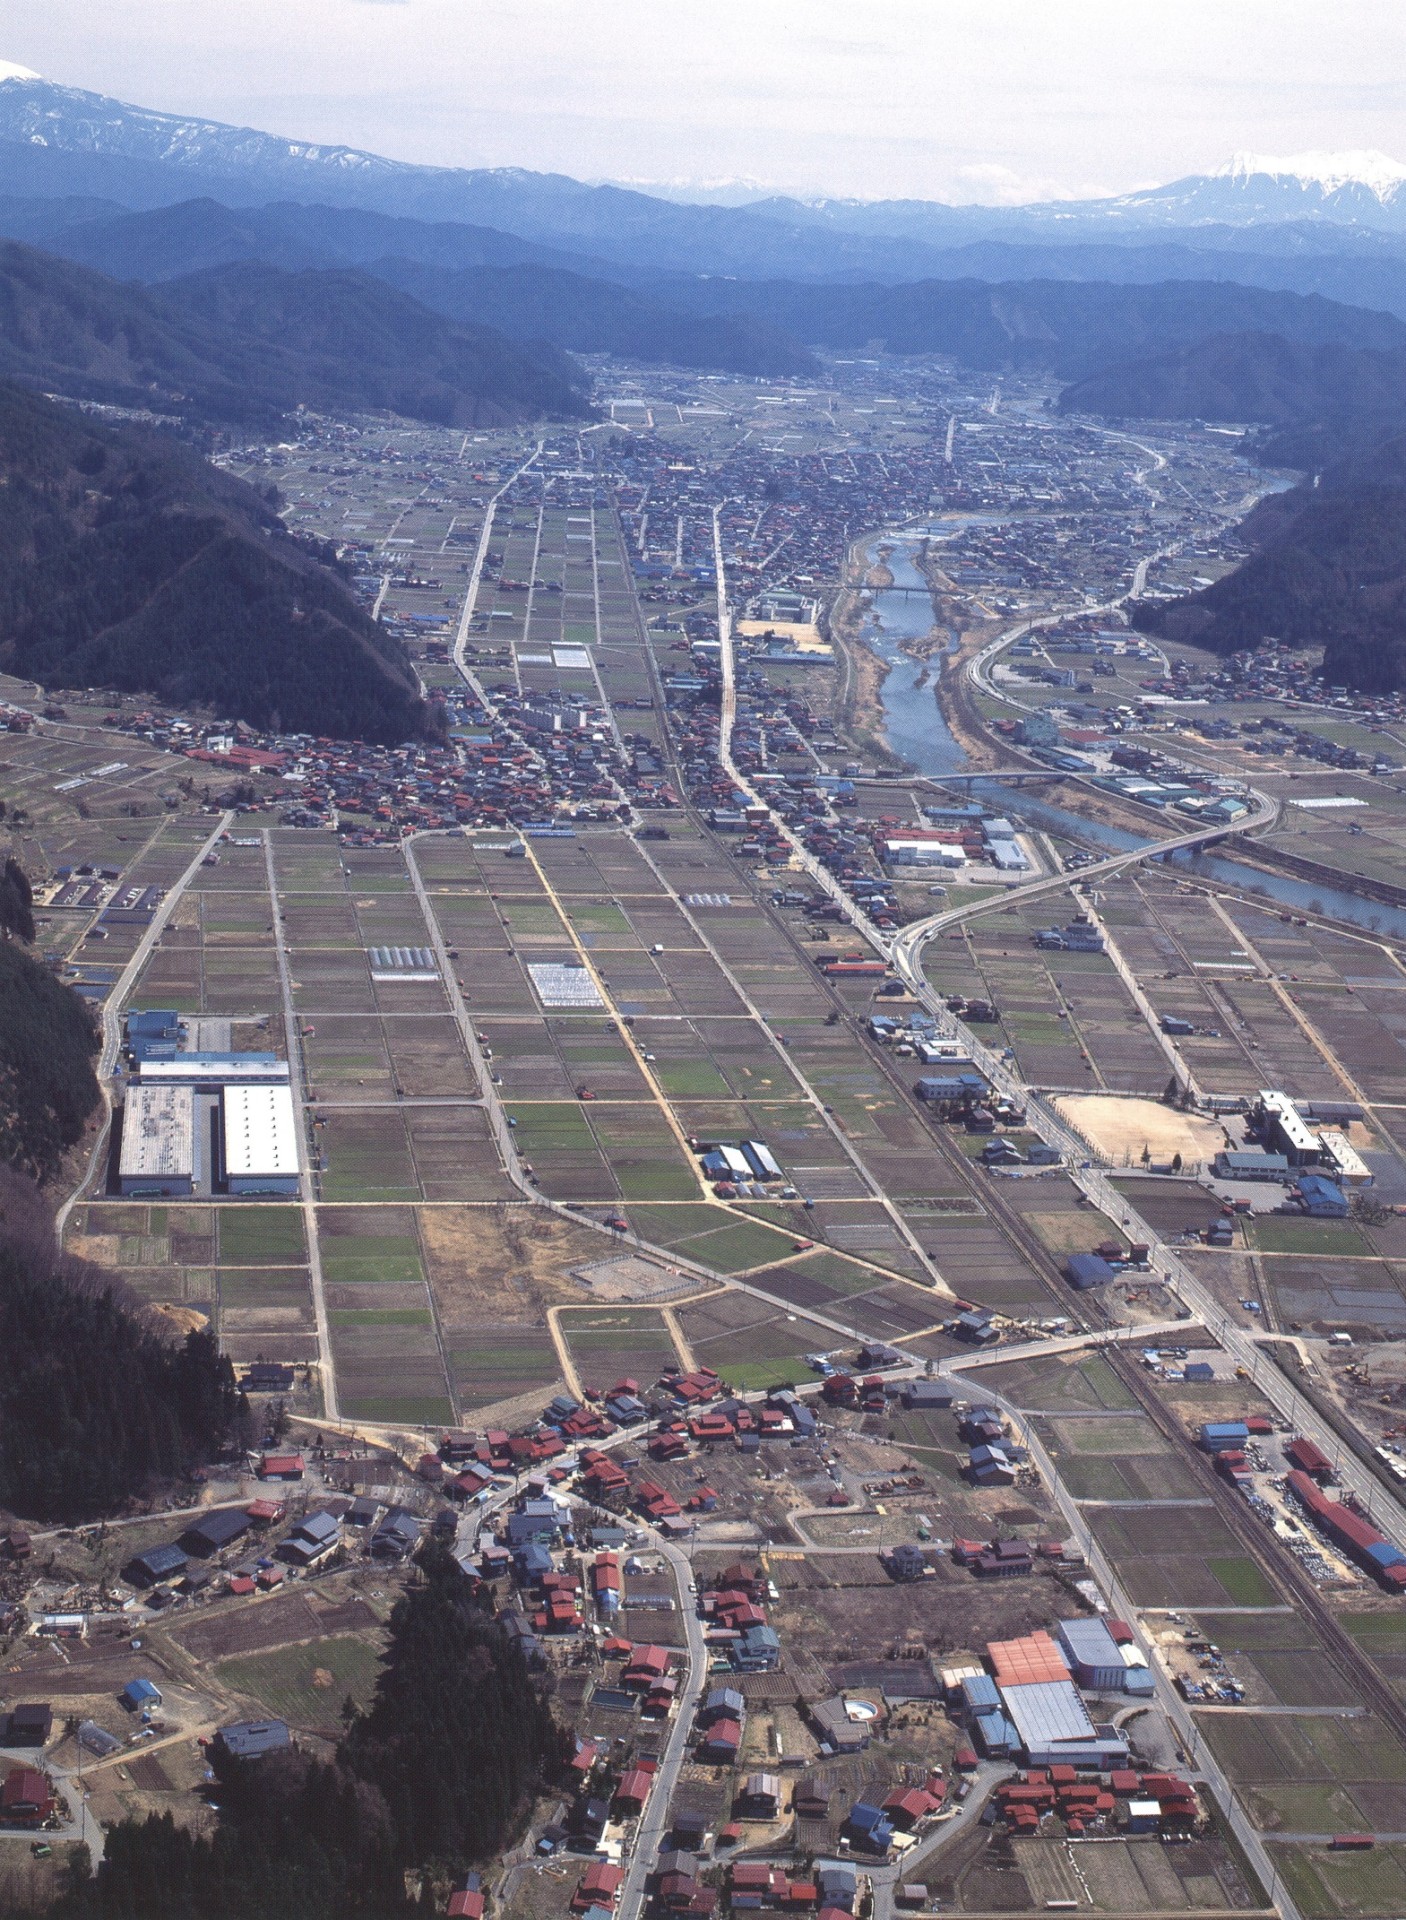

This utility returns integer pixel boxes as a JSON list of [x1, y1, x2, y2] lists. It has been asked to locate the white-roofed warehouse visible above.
[[119, 1083, 196, 1196], [998, 1679, 1128, 1769], [221, 1085, 300, 1195]]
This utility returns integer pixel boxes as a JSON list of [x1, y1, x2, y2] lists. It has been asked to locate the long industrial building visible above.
[[138, 1054, 290, 1088], [119, 1084, 197, 1197], [221, 1085, 300, 1195]]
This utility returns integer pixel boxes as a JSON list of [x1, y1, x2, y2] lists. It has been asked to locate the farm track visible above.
[[1105, 1348, 1406, 1752]]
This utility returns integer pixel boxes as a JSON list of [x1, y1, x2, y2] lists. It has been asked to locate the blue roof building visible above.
[[1066, 1253, 1118, 1290], [972, 1709, 1017, 1758], [845, 1802, 895, 1854], [1296, 1173, 1349, 1218]]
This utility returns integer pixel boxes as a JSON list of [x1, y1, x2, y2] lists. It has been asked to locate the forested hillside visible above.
[[0, 238, 587, 428], [662, 274, 1406, 378], [1135, 435, 1406, 691], [375, 258, 818, 375], [0, 382, 433, 741], [1058, 329, 1406, 429], [0, 1169, 238, 1520], [152, 260, 590, 426], [0, 937, 99, 1184]]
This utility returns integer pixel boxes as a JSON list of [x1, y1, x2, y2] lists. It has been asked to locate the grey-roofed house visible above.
[[815, 1864, 858, 1911], [700, 1686, 745, 1724], [278, 1509, 342, 1566], [215, 1719, 291, 1760], [809, 1695, 873, 1755], [179, 1508, 251, 1558], [125, 1542, 189, 1587], [736, 1772, 781, 1817], [371, 1507, 422, 1560]]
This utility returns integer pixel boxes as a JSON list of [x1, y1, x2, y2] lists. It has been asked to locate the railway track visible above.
[[1105, 1347, 1406, 1754]]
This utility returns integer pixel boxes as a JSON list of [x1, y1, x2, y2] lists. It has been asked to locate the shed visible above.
[[903, 1380, 953, 1410], [215, 1719, 291, 1760], [180, 1508, 251, 1557], [4, 1704, 51, 1747], [120, 1679, 163, 1713], [126, 1542, 189, 1586], [1065, 1253, 1117, 1290]]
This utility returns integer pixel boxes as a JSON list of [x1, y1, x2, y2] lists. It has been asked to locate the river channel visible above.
[[857, 527, 1406, 940]]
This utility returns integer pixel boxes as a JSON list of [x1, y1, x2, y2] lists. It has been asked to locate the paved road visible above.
[[611, 1537, 710, 1920], [265, 831, 337, 1422], [867, 1763, 1007, 1920]]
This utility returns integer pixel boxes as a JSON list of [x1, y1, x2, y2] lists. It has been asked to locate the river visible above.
[[858, 528, 1406, 939], [859, 524, 1139, 843]]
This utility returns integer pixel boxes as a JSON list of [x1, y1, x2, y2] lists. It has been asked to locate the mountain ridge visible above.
[[0, 237, 589, 428], [8, 73, 1406, 285], [0, 378, 434, 740]]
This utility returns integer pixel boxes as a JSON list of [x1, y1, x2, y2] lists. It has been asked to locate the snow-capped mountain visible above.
[[1098, 151, 1406, 231], [0, 70, 430, 189], [4, 66, 1406, 275]]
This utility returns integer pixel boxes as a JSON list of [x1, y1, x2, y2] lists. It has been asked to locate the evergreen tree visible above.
[[345, 1545, 566, 1866]]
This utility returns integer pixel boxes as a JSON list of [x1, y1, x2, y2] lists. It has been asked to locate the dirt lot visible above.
[[767, 1551, 1074, 1667], [419, 1203, 624, 1320], [1054, 1094, 1227, 1165]]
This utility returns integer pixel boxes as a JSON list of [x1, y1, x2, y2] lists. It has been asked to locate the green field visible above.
[[1045, 1414, 1167, 1457], [1205, 1556, 1278, 1605], [217, 1207, 307, 1264], [218, 1635, 383, 1733], [1248, 1218, 1371, 1256], [328, 1308, 432, 1327], [1199, 1709, 1406, 1786], [320, 1236, 425, 1285], [337, 1395, 454, 1424], [1277, 1843, 1406, 1919]]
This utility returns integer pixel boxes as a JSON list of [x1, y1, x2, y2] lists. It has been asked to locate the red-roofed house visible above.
[[257, 1453, 304, 1481], [573, 1862, 624, 1911], [624, 1645, 671, 1689], [614, 1766, 655, 1815]]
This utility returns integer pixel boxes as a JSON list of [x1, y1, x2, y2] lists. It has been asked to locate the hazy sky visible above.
[[7, 0, 1406, 202]]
